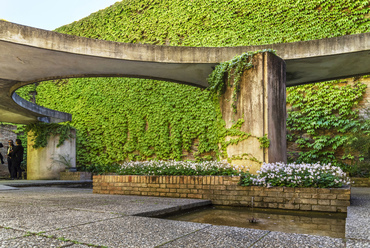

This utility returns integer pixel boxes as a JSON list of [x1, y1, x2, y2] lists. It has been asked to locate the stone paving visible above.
[[0, 182, 368, 247], [346, 187, 370, 248]]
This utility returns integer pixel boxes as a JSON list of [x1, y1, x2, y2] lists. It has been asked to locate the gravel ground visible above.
[[0, 185, 368, 247]]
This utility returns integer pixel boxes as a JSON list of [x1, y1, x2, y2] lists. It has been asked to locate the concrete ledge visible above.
[[12, 93, 71, 123], [93, 175, 350, 213], [132, 200, 212, 217], [60, 172, 92, 181], [3, 180, 92, 188]]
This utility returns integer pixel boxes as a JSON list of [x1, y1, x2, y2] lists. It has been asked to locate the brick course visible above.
[[351, 177, 370, 187], [60, 171, 92, 180], [93, 175, 350, 213]]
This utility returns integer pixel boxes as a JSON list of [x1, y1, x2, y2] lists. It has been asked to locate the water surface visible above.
[[163, 206, 346, 238]]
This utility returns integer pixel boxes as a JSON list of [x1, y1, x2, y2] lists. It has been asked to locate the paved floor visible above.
[[0, 179, 93, 189], [0, 181, 368, 247]]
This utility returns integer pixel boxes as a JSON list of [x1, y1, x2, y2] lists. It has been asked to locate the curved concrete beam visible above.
[[1, 21, 370, 123]]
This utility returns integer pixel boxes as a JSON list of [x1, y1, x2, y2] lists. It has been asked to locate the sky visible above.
[[0, 0, 119, 30]]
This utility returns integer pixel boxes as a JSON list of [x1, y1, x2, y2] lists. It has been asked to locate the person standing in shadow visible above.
[[10, 139, 23, 180], [0, 142, 4, 164], [6, 140, 14, 179]]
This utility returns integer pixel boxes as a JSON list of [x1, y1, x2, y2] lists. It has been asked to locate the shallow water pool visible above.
[[162, 206, 346, 238]]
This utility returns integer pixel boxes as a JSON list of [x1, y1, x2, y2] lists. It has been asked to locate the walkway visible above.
[[346, 187, 370, 247], [0, 181, 368, 247], [0, 179, 92, 190]]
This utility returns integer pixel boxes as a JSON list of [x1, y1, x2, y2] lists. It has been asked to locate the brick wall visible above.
[[351, 177, 370, 187], [93, 175, 350, 213], [60, 171, 92, 180]]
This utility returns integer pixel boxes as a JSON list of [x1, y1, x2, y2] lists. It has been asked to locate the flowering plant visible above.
[[117, 160, 242, 176], [240, 162, 351, 188]]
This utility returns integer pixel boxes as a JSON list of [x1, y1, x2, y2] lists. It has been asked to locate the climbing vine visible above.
[[207, 50, 275, 112], [15, 0, 370, 168], [25, 123, 74, 148], [28, 78, 220, 165], [287, 80, 367, 165], [54, 1, 370, 47], [218, 118, 251, 159]]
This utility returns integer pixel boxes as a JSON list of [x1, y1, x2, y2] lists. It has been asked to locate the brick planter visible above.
[[93, 175, 350, 213], [351, 177, 370, 187], [60, 171, 92, 180]]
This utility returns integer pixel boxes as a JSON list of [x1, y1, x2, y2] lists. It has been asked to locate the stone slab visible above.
[[1, 185, 370, 247], [0, 185, 18, 191], [0, 227, 26, 241], [0, 235, 78, 248], [160, 225, 268, 248], [252, 231, 345, 248], [346, 206, 370, 219], [0, 209, 119, 233], [346, 219, 370, 240], [346, 187, 370, 241], [46, 216, 210, 248], [0, 205, 67, 219], [346, 239, 370, 248], [37, 193, 211, 216]]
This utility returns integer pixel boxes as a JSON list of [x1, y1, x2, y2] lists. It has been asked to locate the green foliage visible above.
[[219, 119, 250, 154], [15, 0, 370, 168], [82, 163, 121, 175], [338, 162, 370, 178], [52, 154, 74, 169], [287, 81, 367, 165], [208, 50, 275, 112], [257, 134, 270, 149], [117, 160, 243, 176], [83, 160, 244, 176], [340, 106, 370, 177], [25, 123, 74, 149], [55, 0, 370, 47], [16, 83, 37, 102], [34, 78, 219, 165]]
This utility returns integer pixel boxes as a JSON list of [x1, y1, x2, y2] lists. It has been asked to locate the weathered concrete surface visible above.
[[0, 186, 364, 247], [220, 52, 286, 171], [0, 79, 71, 124], [27, 130, 76, 180], [0, 21, 369, 123], [345, 187, 370, 247]]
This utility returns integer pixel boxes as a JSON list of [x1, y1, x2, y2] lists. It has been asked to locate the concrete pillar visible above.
[[219, 52, 286, 173], [27, 130, 76, 180]]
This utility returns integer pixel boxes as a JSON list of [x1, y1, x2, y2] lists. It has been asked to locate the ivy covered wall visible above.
[[17, 0, 370, 168], [287, 78, 370, 165]]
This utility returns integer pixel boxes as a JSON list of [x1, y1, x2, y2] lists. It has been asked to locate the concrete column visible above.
[[27, 130, 76, 180], [219, 52, 286, 173]]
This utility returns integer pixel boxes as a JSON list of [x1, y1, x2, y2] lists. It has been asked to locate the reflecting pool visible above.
[[162, 206, 346, 238]]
